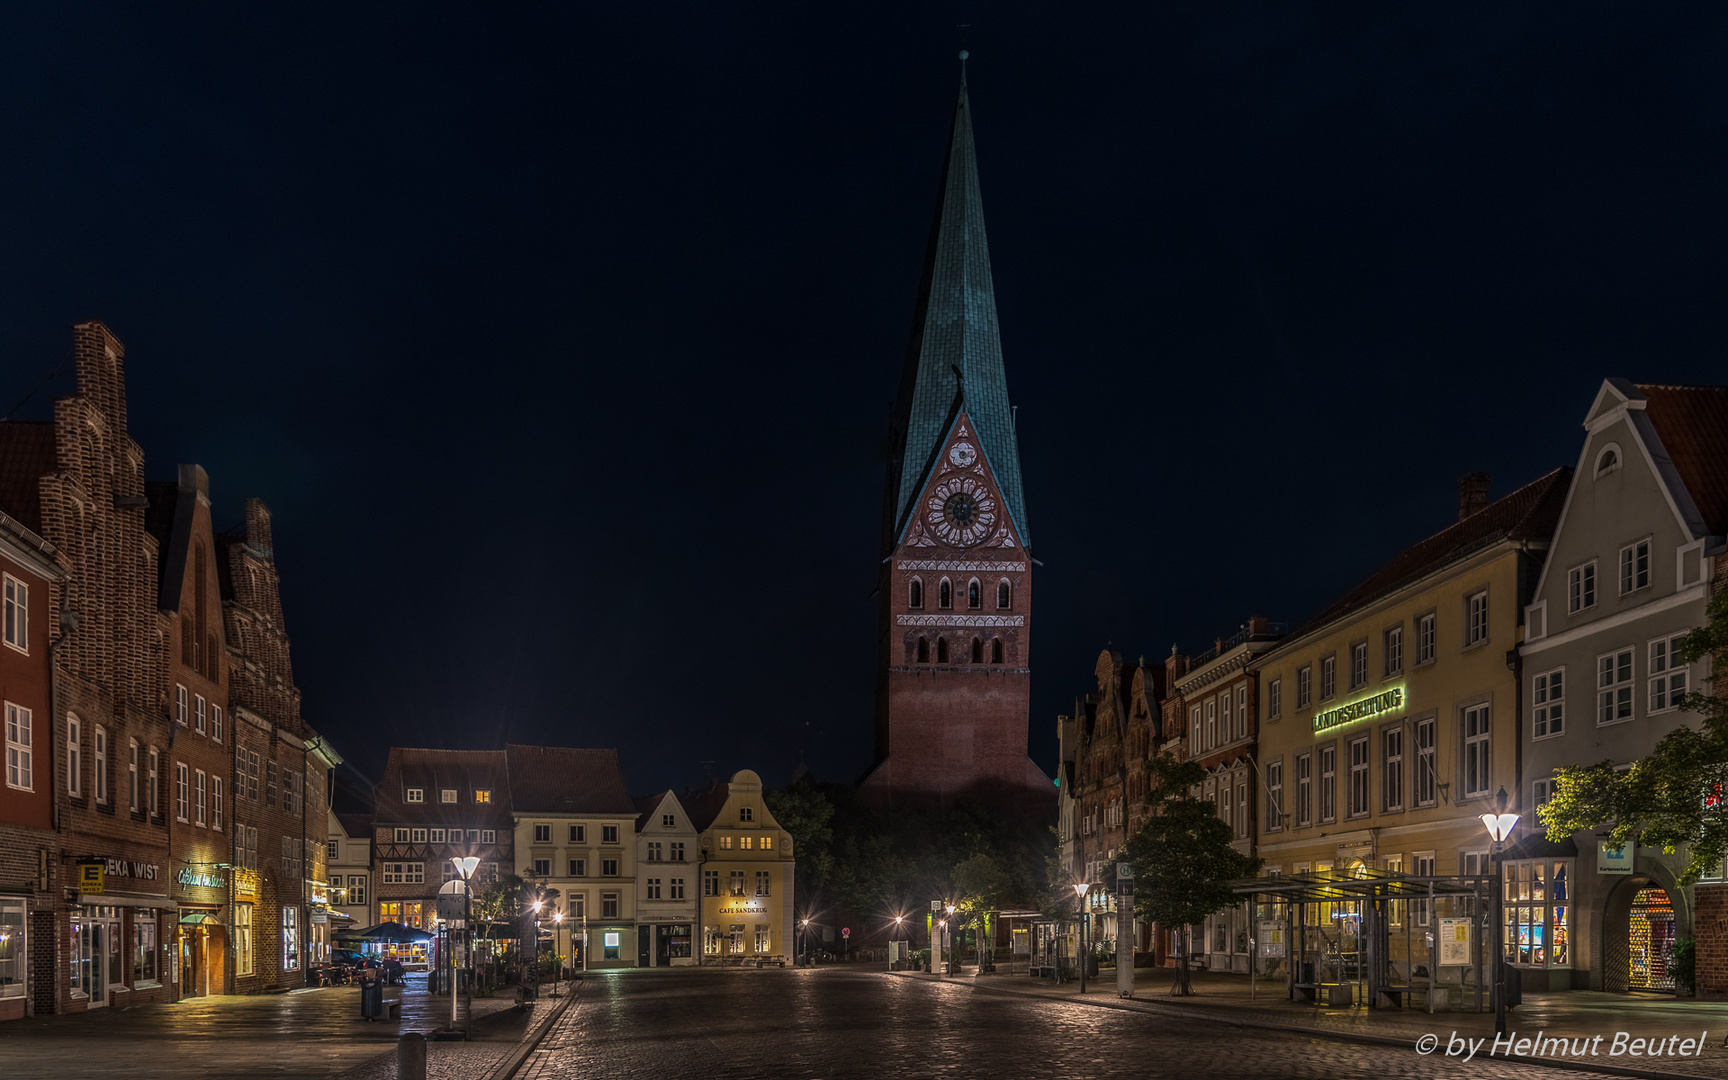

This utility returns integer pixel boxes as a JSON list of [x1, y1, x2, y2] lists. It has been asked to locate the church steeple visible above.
[[885, 76, 1030, 553]]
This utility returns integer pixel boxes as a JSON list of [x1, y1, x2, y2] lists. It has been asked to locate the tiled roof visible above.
[[374, 748, 513, 827], [0, 421, 55, 530], [1639, 384, 1728, 537], [885, 79, 1030, 551], [635, 791, 669, 832], [335, 811, 374, 841], [504, 744, 635, 815], [681, 779, 732, 833], [1296, 467, 1573, 638]]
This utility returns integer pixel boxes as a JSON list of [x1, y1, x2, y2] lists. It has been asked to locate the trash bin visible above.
[[360, 974, 385, 1020]]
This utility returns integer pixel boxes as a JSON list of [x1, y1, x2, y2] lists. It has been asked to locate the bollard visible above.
[[397, 1032, 427, 1080]]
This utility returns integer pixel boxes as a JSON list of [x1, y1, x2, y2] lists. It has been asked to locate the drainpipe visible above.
[[48, 609, 81, 832], [1505, 646, 1523, 821]]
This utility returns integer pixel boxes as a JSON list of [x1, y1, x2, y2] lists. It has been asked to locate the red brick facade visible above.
[[860, 410, 1049, 812]]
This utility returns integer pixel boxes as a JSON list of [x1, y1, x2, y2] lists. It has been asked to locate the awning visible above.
[[179, 912, 222, 926], [79, 892, 178, 911]]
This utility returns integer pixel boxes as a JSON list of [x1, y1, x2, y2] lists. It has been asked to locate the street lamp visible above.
[[800, 918, 810, 966], [893, 915, 904, 970], [1075, 882, 1092, 996], [449, 856, 480, 1033], [1479, 788, 1520, 1037], [552, 911, 565, 997]]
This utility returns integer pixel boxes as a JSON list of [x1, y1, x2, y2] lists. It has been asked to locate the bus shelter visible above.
[[1234, 868, 1496, 1012]]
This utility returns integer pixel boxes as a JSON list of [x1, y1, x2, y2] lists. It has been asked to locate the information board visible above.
[[1437, 917, 1472, 966], [1256, 920, 1285, 958]]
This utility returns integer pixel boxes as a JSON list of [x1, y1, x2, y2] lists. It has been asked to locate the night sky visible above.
[[3, 4, 1724, 798]]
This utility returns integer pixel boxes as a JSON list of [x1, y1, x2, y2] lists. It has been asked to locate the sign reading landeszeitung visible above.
[[1312, 686, 1404, 734]]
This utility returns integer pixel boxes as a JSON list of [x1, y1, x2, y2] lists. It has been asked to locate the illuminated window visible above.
[[475, 789, 491, 803], [1502, 859, 1573, 969], [761, 836, 772, 850], [740, 836, 754, 850], [234, 903, 253, 976], [729, 871, 745, 897]]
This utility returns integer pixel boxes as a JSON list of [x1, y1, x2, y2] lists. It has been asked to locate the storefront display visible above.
[[1629, 886, 1675, 992]]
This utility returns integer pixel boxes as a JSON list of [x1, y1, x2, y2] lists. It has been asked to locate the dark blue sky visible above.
[[2, 3, 1723, 796]]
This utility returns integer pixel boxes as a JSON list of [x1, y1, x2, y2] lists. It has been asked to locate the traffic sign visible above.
[[842, 927, 850, 938]]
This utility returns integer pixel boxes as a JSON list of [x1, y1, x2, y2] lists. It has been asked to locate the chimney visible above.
[[1457, 472, 1490, 522]]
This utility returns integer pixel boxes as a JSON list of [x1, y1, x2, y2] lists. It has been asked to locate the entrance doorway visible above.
[[638, 926, 651, 968], [73, 906, 123, 1007], [1629, 887, 1676, 992]]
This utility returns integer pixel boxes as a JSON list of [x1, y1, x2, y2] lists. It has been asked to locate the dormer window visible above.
[[1595, 444, 1622, 477], [405, 788, 424, 803], [441, 789, 457, 803], [475, 789, 491, 803]]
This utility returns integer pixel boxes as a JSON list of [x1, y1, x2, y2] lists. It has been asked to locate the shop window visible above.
[[282, 907, 299, 971], [133, 919, 156, 983], [0, 899, 23, 999], [1502, 859, 1572, 969]]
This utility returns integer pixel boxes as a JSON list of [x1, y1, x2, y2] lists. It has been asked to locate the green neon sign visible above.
[[1312, 686, 1405, 734]]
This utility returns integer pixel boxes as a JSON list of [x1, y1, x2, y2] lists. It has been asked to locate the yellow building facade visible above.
[[691, 770, 795, 963], [1255, 471, 1568, 984]]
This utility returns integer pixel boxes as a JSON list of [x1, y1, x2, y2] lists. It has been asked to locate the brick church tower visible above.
[[858, 77, 1050, 813]]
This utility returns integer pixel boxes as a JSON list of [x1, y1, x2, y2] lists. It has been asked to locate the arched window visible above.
[[968, 579, 981, 609], [939, 579, 952, 609], [908, 578, 923, 609], [971, 638, 983, 663], [1596, 443, 1622, 477], [997, 580, 1011, 609], [916, 637, 929, 663], [936, 638, 950, 664], [991, 638, 1004, 664]]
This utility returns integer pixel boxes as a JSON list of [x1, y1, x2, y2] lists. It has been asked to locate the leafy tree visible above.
[[951, 852, 1014, 971], [765, 778, 837, 912], [1121, 752, 1263, 995], [1541, 587, 1728, 884]]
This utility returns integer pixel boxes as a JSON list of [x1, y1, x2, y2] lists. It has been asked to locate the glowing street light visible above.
[[448, 857, 480, 1033], [1075, 881, 1092, 996], [1480, 788, 1520, 1036]]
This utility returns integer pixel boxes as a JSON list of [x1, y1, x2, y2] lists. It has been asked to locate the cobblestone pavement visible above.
[[515, 968, 1681, 1080], [0, 975, 539, 1080]]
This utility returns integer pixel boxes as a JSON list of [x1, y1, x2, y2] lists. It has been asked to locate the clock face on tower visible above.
[[927, 476, 997, 547]]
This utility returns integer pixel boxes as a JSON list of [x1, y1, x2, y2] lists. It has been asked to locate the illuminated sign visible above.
[[79, 862, 105, 894], [603, 932, 620, 947], [1312, 686, 1404, 734], [177, 868, 225, 889], [235, 869, 259, 902]]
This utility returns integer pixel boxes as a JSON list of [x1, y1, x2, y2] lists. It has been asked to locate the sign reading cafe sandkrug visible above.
[[1312, 687, 1404, 734]]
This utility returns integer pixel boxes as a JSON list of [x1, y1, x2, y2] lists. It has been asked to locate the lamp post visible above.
[[449, 856, 480, 1033], [1479, 788, 1520, 1037], [800, 918, 810, 966], [530, 900, 543, 995], [1075, 882, 1091, 996], [944, 903, 956, 975], [552, 911, 565, 997], [893, 915, 904, 970]]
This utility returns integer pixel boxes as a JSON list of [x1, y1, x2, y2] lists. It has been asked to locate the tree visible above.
[[764, 778, 837, 913], [1120, 752, 1263, 995], [1541, 586, 1728, 884], [951, 852, 1014, 971]]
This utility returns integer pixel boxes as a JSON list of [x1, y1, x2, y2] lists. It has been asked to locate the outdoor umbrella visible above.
[[354, 921, 434, 943]]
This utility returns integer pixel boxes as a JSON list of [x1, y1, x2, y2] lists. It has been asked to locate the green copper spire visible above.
[[884, 77, 1030, 552]]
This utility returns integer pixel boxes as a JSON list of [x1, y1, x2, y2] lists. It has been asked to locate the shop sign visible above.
[[1598, 842, 1634, 875], [1312, 686, 1404, 734], [103, 858, 159, 881], [1437, 917, 1472, 966], [78, 861, 105, 894], [719, 903, 767, 914], [177, 868, 225, 889], [235, 868, 259, 901]]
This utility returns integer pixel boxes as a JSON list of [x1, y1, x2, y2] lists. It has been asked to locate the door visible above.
[[637, 926, 651, 968]]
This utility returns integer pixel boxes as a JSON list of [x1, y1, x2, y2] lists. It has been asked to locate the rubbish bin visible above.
[[360, 974, 385, 1020]]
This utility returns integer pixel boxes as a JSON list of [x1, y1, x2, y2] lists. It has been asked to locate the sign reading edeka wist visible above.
[[1312, 686, 1405, 734]]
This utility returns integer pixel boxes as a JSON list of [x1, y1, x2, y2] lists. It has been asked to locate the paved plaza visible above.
[[3, 966, 1726, 1080]]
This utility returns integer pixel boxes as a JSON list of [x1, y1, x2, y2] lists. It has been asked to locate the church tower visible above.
[[858, 75, 1049, 812]]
